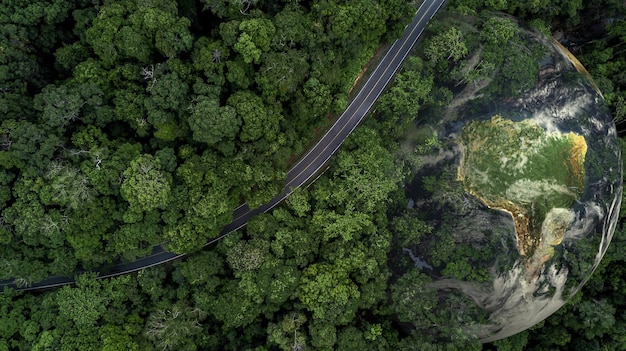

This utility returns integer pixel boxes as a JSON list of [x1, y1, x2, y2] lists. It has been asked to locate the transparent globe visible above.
[[390, 13, 622, 343]]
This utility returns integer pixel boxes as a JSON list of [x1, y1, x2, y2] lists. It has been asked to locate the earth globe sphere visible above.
[[389, 11, 623, 343]]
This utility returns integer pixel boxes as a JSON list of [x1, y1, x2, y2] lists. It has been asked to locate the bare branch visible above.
[[211, 49, 221, 63]]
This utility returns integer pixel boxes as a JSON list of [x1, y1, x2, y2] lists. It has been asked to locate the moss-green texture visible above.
[[457, 115, 586, 255]]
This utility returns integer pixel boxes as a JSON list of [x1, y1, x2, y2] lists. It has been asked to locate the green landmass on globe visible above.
[[456, 115, 587, 280]]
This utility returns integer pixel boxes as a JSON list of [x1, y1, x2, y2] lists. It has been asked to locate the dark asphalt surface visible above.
[[0, 0, 447, 292]]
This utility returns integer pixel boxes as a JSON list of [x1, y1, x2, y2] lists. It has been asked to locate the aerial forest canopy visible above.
[[2, 0, 626, 350], [0, 0, 414, 279]]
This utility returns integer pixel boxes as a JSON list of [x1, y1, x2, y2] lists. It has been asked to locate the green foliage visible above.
[[271, 226, 319, 267], [85, 0, 192, 66], [285, 188, 311, 217], [479, 17, 517, 45], [108, 213, 162, 260], [231, 18, 275, 64], [391, 213, 433, 247], [391, 269, 436, 324], [239, 18, 275, 52], [226, 240, 267, 273], [39, 163, 95, 210], [33, 83, 103, 131], [144, 305, 205, 351], [227, 90, 281, 143], [121, 154, 172, 212], [188, 97, 240, 145], [309, 320, 337, 349], [0, 119, 63, 176], [267, 312, 308, 351], [376, 56, 434, 139], [442, 260, 490, 282], [317, 126, 402, 213], [56, 274, 107, 331], [312, 208, 373, 242], [497, 43, 540, 96], [425, 27, 468, 64], [234, 32, 262, 64], [99, 325, 139, 351], [492, 331, 528, 350], [299, 263, 360, 324]]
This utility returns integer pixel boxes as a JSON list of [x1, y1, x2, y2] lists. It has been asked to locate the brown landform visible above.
[[566, 133, 587, 189]]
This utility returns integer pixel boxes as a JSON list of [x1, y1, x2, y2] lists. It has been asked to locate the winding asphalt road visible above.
[[0, 0, 447, 292]]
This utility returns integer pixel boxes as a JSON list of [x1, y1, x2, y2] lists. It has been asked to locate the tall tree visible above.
[[121, 154, 172, 213], [188, 97, 241, 146], [234, 18, 275, 64], [227, 90, 282, 143]]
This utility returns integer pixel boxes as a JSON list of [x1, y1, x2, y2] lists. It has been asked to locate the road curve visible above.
[[0, 0, 447, 292]]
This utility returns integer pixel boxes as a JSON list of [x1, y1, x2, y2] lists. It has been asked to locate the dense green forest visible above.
[[1, 0, 626, 350], [0, 0, 414, 277]]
